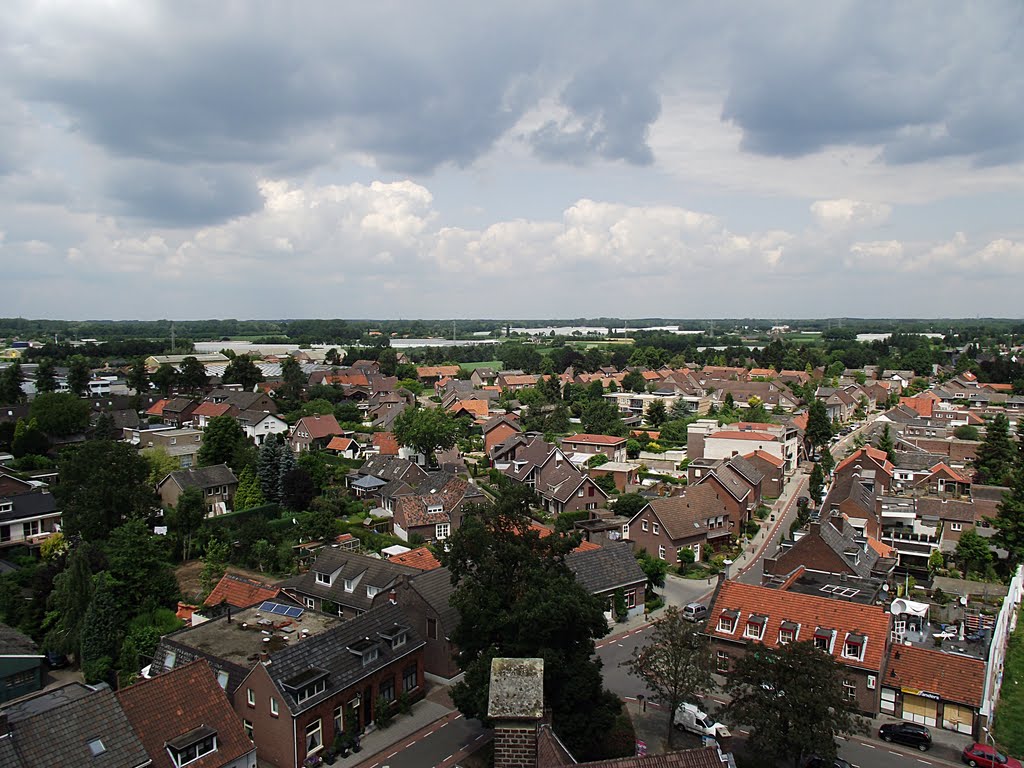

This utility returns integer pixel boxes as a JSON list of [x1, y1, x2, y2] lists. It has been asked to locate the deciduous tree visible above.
[[166, 489, 206, 562], [67, 356, 92, 396], [222, 354, 264, 391], [724, 640, 864, 767], [151, 362, 178, 396], [35, 359, 57, 393], [581, 399, 626, 437], [0, 362, 26, 403], [806, 399, 833, 450], [29, 391, 90, 436], [393, 406, 460, 467], [645, 399, 668, 428], [178, 356, 209, 393], [624, 606, 713, 746], [198, 414, 247, 468], [954, 526, 993, 577]]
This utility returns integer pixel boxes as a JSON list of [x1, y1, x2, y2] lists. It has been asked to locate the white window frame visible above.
[[270, 697, 279, 717], [658, 545, 666, 560], [951, 522, 963, 532], [303, 596, 316, 609], [246, 688, 255, 707], [642, 520, 649, 532], [652, 522, 660, 535], [333, 705, 344, 736], [243, 719, 253, 742], [843, 638, 864, 660], [305, 718, 323, 755], [716, 650, 730, 672], [842, 679, 857, 702], [435, 522, 450, 540], [315, 571, 332, 586], [344, 579, 355, 593], [779, 628, 794, 644], [622, 524, 629, 537], [717, 616, 735, 634], [744, 620, 765, 640]]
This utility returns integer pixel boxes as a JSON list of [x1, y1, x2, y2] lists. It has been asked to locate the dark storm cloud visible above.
[[529, 65, 661, 166], [721, 2, 1024, 165]]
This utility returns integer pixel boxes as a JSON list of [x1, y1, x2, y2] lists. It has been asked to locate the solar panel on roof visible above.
[[259, 601, 304, 618]]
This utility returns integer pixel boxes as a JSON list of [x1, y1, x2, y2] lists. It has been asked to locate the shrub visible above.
[[374, 696, 394, 729]]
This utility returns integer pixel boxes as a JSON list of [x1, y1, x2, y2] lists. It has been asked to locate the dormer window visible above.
[[316, 571, 332, 586], [778, 620, 799, 645], [814, 627, 835, 651], [366, 585, 381, 599], [717, 609, 738, 634], [165, 725, 217, 768], [348, 638, 381, 667], [344, 578, 355, 593], [842, 633, 865, 660], [379, 623, 409, 650], [744, 614, 767, 640]]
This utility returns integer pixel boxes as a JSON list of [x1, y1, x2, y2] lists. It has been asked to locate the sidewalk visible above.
[[342, 697, 455, 767]]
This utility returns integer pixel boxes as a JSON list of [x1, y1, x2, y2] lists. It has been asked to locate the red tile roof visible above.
[[708, 430, 776, 441], [927, 462, 971, 484], [563, 433, 627, 446], [744, 449, 785, 468], [388, 546, 442, 570], [884, 644, 985, 706], [899, 396, 934, 418], [295, 413, 343, 439], [417, 365, 461, 378], [449, 399, 490, 418], [631, 430, 660, 440], [191, 401, 233, 418], [203, 573, 280, 608], [373, 431, 400, 455], [326, 436, 356, 452], [834, 446, 894, 477], [791, 412, 809, 431], [708, 580, 891, 672], [529, 523, 602, 552], [117, 661, 254, 768], [145, 398, 170, 416]]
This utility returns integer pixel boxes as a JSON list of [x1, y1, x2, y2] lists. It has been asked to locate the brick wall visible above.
[[493, 722, 538, 768]]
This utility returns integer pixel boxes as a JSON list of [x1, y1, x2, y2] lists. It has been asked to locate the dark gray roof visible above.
[[351, 475, 388, 491], [0, 491, 57, 524], [408, 567, 459, 631], [893, 451, 946, 471], [163, 463, 238, 491], [267, 601, 424, 716], [280, 550, 420, 613], [726, 454, 765, 487], [566, 542, 646, 596], [147, 636, 252, 697], [816, 519, 880, 580], [359, 456, 429, 483], [0, 622, 40, 656], [973, 484, 1011, 502], [2, 685, 150, 768]]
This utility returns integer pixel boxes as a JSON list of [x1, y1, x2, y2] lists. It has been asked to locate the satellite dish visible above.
[[959, 596, 968, 606]]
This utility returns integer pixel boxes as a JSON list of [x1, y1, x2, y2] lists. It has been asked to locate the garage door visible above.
[[903, 694, 937, 727], [942, 703, 974, 735]]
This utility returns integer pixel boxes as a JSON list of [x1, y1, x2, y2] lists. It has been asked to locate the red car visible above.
[[962, 742, 1022, 768]]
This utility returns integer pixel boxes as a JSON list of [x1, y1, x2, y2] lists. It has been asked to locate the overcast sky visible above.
[[2, 2, 1023, 320]]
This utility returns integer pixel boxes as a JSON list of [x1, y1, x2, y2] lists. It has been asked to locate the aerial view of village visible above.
[[2, 3, 1023, 768]]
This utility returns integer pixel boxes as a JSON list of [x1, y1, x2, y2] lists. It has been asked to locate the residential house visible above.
[[586, 461, 640, 493], [0, 472, 60, 550], [469, 367, 498, 387], [139, 427, 203, 469], [237, 410, 289, 446], [694, 462, 761, 525], [371, 432, 400, 457], [603, 391, 684, 421], [162, 397, 198, 428], [372, 568, 461, 682], [387, 546, 442, 571], [203, 573, 282, 611], [688, 419, 799, 472], [416, 365, 461, 382], [117, 661, 257, 768], [326, 436, 361, 460], [191, 401, 239, 429], [763, 514, 896, 586], [483, 414, 522, 456], [0, 623, 44, 703], [0, 682, 150, 768], [743, 450, 785, 498], [880, 644, 985, 737], [205, 390, 278, 414], [233, 601, 424, 768], [560, 434, 627, 464], [494, 436, 610, 515], [565, 542, 647, 621], [289, 413, 344, 453], [706, 580, 890, 714], [389, 473, 485, 544], [623, 494, 719, 565], [158, 464, 239, 517], [496, 372, 540, 392], [279, 549, 420, 619]]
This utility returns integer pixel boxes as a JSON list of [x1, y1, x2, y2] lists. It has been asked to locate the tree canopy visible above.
[[393, 406, 460, 466], [806, 399, 833, 449], [222, 354, 264, 390], [198, 414, 248, 468], [29, 392, 91, 436], [581, 399, 626, 437], [439, 487, 622, 760], [724, 640, 863, 768], [974, 414, 1016, 486]]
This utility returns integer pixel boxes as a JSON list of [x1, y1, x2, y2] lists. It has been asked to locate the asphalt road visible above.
[[355, 713, 488, 768]]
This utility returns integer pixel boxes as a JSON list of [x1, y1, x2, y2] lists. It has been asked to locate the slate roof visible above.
[[203, 573, 280, 609], [2, 686, 150, 768], [708, 580, 890, 672], [161, 464, 238, 491], [0, 622, 40, 656], [726, 454, 764, 487], [893, 451, 946, 471], [388, 546, 442, 571], [816, 518, 882, 579], [634, 494, 715, 541], [117, 661, 255, 768], [360, 455, 427, 483], [263, 601, 424, 716], [702, 465, 752, 502], [279, 549, 420, 613], [0, 491, 57, 524], [407, 567, 460, 632], [566, 542, 646, 595], [883, 644, 985, 707], [916, 497, 979, 523]]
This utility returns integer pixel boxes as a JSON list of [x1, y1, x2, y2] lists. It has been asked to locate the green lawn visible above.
[[459, 360, 503, 371], [995, 619, 1024, 757]]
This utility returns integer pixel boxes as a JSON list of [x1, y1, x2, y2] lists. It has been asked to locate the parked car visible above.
[[682, 602, 707, 622], [805, 757, 852, 768], [45, 650, 69, 668], [961, 742, 1022, 768], [879, 722, 932, 751]]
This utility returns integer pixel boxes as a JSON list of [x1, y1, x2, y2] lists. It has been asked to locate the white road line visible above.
[[862, 743, 876, 748], [387, 751, 398, 759], [444, 754, 453, 761], [889, 750, 901, 756]]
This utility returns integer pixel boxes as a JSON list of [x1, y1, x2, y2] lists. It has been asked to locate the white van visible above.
[[673, 702, 729, 738], [682, 602, 707, 622]]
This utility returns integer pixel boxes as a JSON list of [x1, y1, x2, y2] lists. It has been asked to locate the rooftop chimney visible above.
[[488, 658, 544, 768], [389, 589, 397, 605]]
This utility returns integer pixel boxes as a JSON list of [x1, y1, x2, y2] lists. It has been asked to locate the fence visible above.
[[979, 564, 1024, 732]]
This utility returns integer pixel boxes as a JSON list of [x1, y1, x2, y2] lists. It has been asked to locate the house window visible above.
[[315, 571, 332, 586], [22, 520, 41, 538], [304, 596, 316, 609], [344, 579, 355, 593], [951, 522, 963, 532], [164, 650, 177, 669], [843, 679, 857, 702], [334, 705, 344, 736], [366, 585, 380, 599], [167, 730, 217, 768], [246, 688, 255, 707], [814, 628, 834, 651], [578, 488, 584, 497], [435, 523, 450, 540], [658, 545, 666, 560], [362, 647, 379, 666], [243, 720, 253, 742], [779, 628, 794, 644], [391, 632, 407, 649], [588, 485, 595, 497], [716, 650, 730, 672], [744, 619, 766, 640], [842, 635, 864, 660], [717, 614, 736, 633], [426, 617, 437, 640], [624, 589, 637, 609], [305, 718, 323, 755], [0, 525, 10, 543], [298, 678, 328, 703], [216, 670, 229, 690], [270, 697, 279, 717], [379, 676, 395, 703], [622, 524, 629, 538], [652, 522, 660, 535], [642, 520, 649, 532], [403, 664, 418, 693]]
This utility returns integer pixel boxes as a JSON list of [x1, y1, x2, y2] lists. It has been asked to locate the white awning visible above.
[[891, 598, 929, 618]]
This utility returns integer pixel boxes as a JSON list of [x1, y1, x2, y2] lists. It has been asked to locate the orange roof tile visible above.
[[631, 430, 661, 440], [791, 412, 809, 431], [983, 382, 1014, 392], [900, 396, 934, 418], [388, 546, 442, 571], [191, 401, 232, 418], [884, 644, 985, 706], [373, 431, 400, 455], [203, 573, 280, 608], [744, 449, 785, 468], [326, 436, 356, 452], [866, 537, 894, 558], [295, 413, 343, 439], [449, 399, 490, 418], [834, 446, 894, 477], [927, 462, 971, 484], [145, 398, 170, 416], [708, 580, 891, 672]]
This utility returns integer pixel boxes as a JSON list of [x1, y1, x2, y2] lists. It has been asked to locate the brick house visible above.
[[235, 602, 424, 768], [623, 494, 715, 565], [289, 414, 344, 453], [192, 401, 239, 429], [743, 450, 785, 498], [157, 464, 238, 517], [0, 471, 60, 551], [162, 397, 198, 428], [566, 542, 647, 621], [559, 434, 628, 463], [706, 580, 890, 714], [483, 414, 522, 456], [141, 427, 203, 469], [762, 514, 897, 585], [117, 660, 256, 768], [495, 438, 609, 516], [586, 461, 640, 493], [389, 473, 485, 544]]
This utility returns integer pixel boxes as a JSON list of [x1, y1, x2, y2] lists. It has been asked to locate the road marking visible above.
[[862, 743, 875, 748], [444, 755, 453, 761], [889, 750, 901, 756], [387, 751, 398, 759]]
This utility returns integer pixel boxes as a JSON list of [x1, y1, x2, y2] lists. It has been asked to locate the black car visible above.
[[805, 756, 852, 768], [878, 722, 932, 751]]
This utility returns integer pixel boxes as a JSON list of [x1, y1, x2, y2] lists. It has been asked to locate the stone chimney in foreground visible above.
[[488, 657, 544, 768]]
